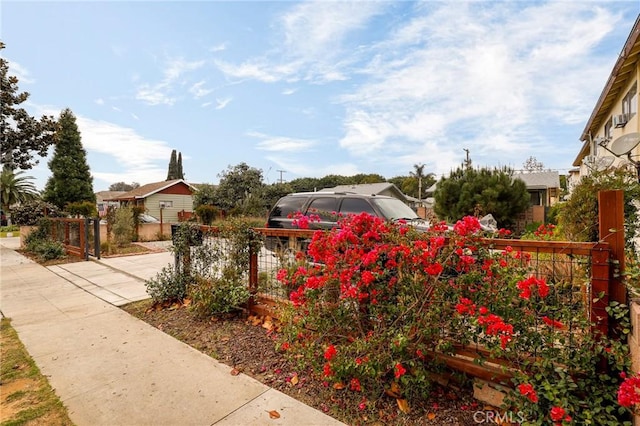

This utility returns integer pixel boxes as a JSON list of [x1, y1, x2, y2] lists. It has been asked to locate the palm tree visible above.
[[410, 163, 425, 201], [1, 165, 39, 225]]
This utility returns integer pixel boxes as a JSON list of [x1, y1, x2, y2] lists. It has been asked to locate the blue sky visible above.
[[2, 1, 639, 191]]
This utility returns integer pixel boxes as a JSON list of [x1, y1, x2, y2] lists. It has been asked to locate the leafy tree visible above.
[[289, 177, 321, 193], [1, 42, 57, 170], [11, 199, 64, 226], [108, 182, 140, 192], [195, 204, 218, 225], [166, 149, 184, 180], [262, 182, 293, 210], [350, 173, 386, 184], [192, 183, 217, 210], [558, 165, 639, 250], [0, 165, 38, 225], [214, 163, 264, 213], [43, 109, 95, 209], [522, 156, 545, 173], [65, 201, 97, 218], [388, 174, 436, 199], [433, 166, 529, 228]]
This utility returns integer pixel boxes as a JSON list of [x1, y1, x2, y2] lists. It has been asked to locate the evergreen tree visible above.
[[166, 149, 185, 180], [43, 109, 95, 209], [433, 166, 529, 228], [177, 152, 184, 179], [1, 42, 57, 170]]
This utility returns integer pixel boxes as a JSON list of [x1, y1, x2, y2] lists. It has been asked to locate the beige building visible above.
[[573, 15, 640, 180], [106, 179, 196, 223]]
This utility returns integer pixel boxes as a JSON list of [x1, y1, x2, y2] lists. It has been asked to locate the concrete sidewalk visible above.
[[0, 238, 344, 426]]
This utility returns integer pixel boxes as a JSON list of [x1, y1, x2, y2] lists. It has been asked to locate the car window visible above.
[[371, 198, 419, 220], [305, 197, 338, 221], [339, 198, 376, 216], [270, 197, 307, 218]]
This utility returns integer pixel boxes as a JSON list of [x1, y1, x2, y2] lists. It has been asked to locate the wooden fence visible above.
[[48, 218, 101, 260]]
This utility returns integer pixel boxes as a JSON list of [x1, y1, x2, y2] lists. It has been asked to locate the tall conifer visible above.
[[43, 109, 95, 209]]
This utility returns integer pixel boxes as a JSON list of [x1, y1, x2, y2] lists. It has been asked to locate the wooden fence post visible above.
[[248, 247, 258, 313], [598, 190, 627, 341], [598, 190, 627, 307]]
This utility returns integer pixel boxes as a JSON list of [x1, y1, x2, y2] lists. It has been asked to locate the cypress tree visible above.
[[177, 152, 184, 179], [43, 109, 95, 209], [166, 149, 178, 180]]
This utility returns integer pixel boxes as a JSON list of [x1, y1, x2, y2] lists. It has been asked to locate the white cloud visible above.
[[215, 97, 232, 110], [210, 43, 227, 52], [131, 113, 139, 120], [335, 2, 623, 173], [189, 81, 213, 99], [249, 131, 315, 152], [201, 101, 213, 108], [136, 57, 205, 106], [6, 60, 34, 84], [95, 98, 104, 105], [282, 88, 297, 95], [75, 116, 173, 186], [214, 1, 388, 84], [112, 106, 122, 112]]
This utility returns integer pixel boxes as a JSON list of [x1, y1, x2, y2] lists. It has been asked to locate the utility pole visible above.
[[463, 148, 471, 169], [276, 170, 286, 184]]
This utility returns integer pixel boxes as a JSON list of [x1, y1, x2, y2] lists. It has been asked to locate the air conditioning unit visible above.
[[613, 114, 628, 128]]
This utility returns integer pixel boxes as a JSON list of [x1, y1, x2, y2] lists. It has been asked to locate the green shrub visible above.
[[24, 218, 65, 261], [113, 207, 134, 247], [189, 275, 250, 317], [195, 205, 218, 225], [145, 264, 189, 303], [11, 200, 64, 226], [0, 225, 19, 233], [65, 201, 98, 218], [32, 240, 65, 261]]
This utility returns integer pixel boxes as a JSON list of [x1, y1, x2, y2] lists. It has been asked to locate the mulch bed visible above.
[[121, 300, 482, 425]]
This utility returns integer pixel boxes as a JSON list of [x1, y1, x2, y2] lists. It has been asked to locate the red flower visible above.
[[324, 344, 337, 361], [550, 406, 566, 421], [618, 373, 640, 407], [349, 377, 362, 392], [518, 383, 538, 403], [542, 316, 564, 329], [394, 363, 407, 378], [323, 363, 333, 377], [517, 276, 549, 300], [281, 342, 290, 351]]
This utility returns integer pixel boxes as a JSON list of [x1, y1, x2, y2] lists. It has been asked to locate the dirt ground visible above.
[[122, 300, 482, 425]]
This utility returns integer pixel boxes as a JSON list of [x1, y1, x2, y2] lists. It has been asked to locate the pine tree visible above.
[[43, 109, 95, 209], [177, 152, 184, 179], [166, 149, 178, 180]]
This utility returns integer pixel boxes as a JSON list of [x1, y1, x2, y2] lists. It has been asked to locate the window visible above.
[[306, 197, 337, 220], [269, 197, 306, 218], [339, 198, 376, 216], [622, 82, 638, 117], [159, 200, 173, 208], [604, 118, 612, 139]]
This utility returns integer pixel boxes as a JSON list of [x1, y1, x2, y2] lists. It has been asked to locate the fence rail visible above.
[[49, 218, 101, 260]]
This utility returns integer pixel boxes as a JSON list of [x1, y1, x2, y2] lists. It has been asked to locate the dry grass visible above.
[[0, 318, 74, 426]]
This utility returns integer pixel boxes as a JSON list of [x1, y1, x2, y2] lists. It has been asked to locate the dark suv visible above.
[[264, 192, 428, 251]]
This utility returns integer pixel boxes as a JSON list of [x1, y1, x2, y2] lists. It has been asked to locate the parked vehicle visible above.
[[264, 192, 429, 252], [138, 214, 160, 223]]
